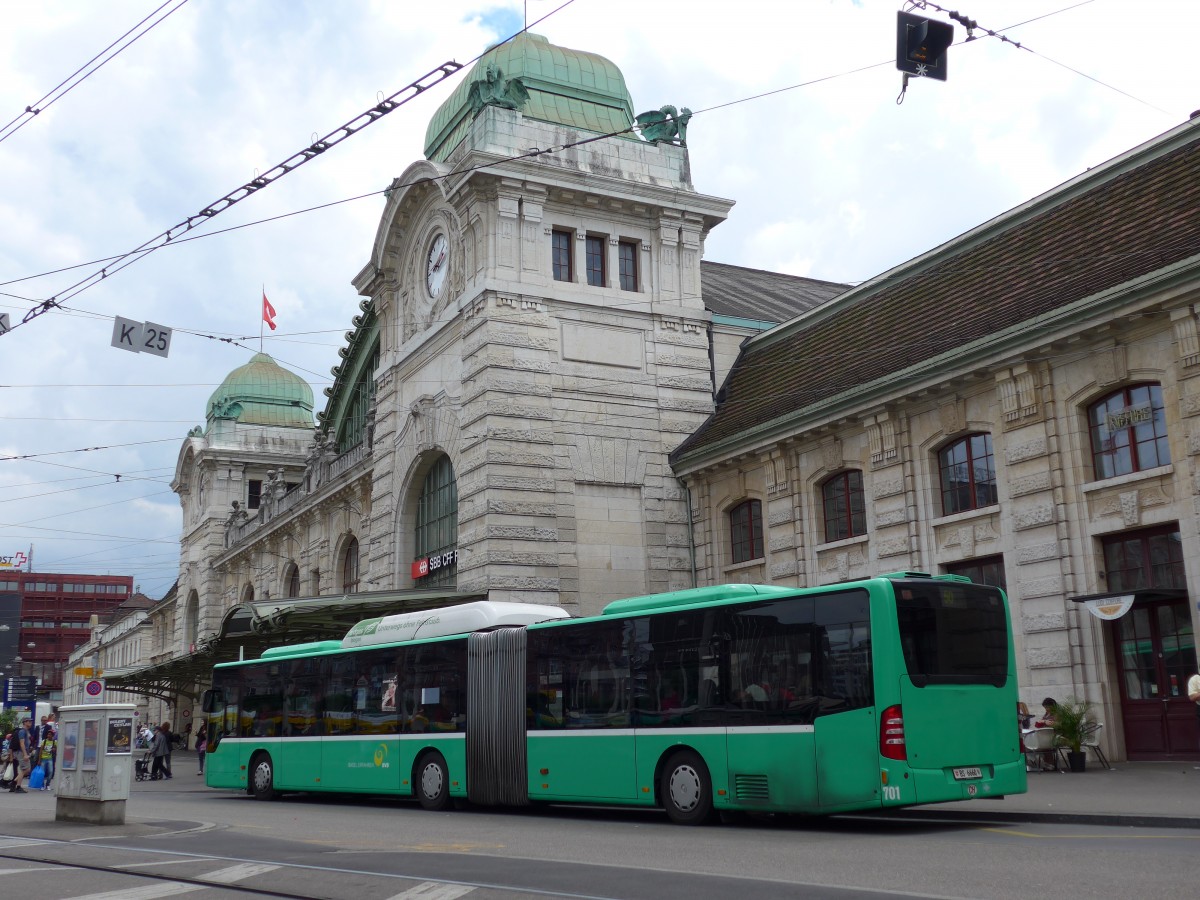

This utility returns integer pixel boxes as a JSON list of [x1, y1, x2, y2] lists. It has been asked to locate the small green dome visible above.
[[424, 32, 635, 161], [206, 353, 314, 429]]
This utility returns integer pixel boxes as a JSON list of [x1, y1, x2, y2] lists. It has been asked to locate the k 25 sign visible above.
[[111, 316, 172, 358]]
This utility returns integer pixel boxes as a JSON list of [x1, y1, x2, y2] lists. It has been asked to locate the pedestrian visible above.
[[39, 726, 57, 790], [182, 720, 192, 751], [0, 731, 13, 788], [8, 717, 33, 793], [195, 722, 207, 775], [150, 724, 171, 780], [161, 721, 174, 777], [1188, 670, 1200, 748]]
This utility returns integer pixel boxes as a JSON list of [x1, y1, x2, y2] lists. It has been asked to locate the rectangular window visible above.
[[585, 235, 606, 287], [945, 555, 1007, 592], [552, 229, 573, 282], [248, 479, 262, 510], [618, 240, 638, 291], [894, 581, 1009, 686]]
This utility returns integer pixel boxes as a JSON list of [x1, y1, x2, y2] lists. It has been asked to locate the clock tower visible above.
[[351, 32, 732, 613]]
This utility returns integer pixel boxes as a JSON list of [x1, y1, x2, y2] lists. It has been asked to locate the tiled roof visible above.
[[674, 125, 1200, 465], [700, 261, 847, 322]]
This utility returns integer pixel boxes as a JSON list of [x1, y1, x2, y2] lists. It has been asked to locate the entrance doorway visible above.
[[1103, 525, 1198, 760], [1112, 596, 1198, 759]]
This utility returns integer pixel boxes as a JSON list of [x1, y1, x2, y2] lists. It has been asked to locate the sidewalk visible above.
[[888, 760, 1200, 828]]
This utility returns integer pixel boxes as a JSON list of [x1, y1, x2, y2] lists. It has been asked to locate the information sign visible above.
[[111, 317, 172, 358]]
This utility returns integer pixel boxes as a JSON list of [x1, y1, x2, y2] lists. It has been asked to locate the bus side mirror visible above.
[[201, 689, 224, 713]]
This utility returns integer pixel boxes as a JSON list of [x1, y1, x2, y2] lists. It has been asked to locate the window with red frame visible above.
[[1101, 526, 1184, 592], [821, 470, 866, 543], [729, 499, 764, 564], [1088, 383, 1169, 480], [938, 433, 997, 515], [945, 555, 1007, 592]]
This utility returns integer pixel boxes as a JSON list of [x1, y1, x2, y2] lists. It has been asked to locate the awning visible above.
[[106, 587, 486, 702], [1069, 588, 1188, 620]]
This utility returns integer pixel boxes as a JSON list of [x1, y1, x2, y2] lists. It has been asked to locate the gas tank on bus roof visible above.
[[341, 600, 570, 649]]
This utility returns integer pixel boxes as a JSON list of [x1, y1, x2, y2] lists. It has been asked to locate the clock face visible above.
[[426, 233, 449, 299]]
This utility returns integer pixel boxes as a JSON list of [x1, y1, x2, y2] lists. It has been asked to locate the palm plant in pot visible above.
[[1050, 697, 1096, 772]]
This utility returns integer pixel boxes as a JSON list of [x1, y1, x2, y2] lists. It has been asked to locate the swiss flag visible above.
[[262, 292, 277, 331]]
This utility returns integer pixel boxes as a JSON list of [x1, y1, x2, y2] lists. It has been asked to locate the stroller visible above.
[[134, 751, 152, 782]]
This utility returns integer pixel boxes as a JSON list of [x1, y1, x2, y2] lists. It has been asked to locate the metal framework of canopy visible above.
[[106, 587, 486, 703]]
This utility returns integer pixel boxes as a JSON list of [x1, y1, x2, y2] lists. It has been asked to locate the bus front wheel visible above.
[[250, 753, 277, 801], [416, 751, 451, 811], [661, 750, 714, 825]]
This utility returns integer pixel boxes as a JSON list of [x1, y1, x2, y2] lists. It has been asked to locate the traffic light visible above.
[[896, 11, 953, 82]]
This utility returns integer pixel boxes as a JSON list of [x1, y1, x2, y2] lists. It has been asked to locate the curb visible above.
[[867, 808, 1200, 830]]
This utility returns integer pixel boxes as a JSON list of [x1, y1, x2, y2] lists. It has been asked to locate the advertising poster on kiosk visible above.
[[107, 717, 133, 754], [61, 721, 78, 770], [82, 719, 99, 770]]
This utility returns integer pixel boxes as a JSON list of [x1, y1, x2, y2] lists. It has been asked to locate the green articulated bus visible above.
[[202, 572, 1027, 824]]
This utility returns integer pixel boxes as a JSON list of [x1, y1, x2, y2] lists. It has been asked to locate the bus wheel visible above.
[[416, 751, 451, 811], [250, 753, 277, 801], [661, 750, 714, 826]]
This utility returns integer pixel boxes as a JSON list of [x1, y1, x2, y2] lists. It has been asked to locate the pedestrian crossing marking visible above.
[[385, 882, 476, 899], [202, 862, 280, 883]]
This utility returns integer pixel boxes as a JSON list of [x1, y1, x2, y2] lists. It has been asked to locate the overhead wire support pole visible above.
[[4, 60, 463, 337]]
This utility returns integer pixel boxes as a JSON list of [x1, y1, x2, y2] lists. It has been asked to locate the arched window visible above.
[[729, 499, 763, 564], [284, 563, 301, 599], [938, 433, 997, 515], [415, 455, 458, 587], [341, 537, 360, 593], [1088, 383, 1169, 480], [821, 470, 866, 543], [241, 583, 254, 604]]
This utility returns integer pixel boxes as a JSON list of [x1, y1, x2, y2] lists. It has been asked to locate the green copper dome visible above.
[[206, 353, 314, 429], [424, 32, 636, 161]]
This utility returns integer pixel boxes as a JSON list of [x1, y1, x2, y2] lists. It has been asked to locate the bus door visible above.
[[527, 621, 637, 801], [279, 661, 324, 790]]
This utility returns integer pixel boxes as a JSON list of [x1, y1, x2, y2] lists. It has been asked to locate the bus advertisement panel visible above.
[[202, 573, 1026, 823]]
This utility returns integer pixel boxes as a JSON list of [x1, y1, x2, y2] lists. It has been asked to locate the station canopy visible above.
[[106, 587, 485, 704]]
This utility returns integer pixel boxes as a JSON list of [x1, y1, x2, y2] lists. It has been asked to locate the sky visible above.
[[1, 0, 1197, 600]]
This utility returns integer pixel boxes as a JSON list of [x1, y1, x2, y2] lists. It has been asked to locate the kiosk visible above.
[[54, 703, 136, 825]]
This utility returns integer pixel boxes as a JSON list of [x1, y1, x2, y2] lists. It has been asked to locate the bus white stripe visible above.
[[530, 725, 815, 737], [385, 882, 476, 899]]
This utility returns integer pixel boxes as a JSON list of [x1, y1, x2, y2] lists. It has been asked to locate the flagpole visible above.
[[260, 284, 264, 352]]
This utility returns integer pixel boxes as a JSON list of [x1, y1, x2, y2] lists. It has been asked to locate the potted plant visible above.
[[1049, 697, 1095, 772]]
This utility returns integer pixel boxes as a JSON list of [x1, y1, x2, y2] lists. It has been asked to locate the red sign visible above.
[[411, 549, 457, 580]]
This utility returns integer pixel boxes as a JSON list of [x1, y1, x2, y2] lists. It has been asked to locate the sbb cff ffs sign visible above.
[[412, 549, 458, 579]]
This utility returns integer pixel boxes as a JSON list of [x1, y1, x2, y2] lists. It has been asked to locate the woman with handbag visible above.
[[1, 732, 14, 788]]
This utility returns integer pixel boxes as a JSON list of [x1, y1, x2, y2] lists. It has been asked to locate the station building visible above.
[[114, 35, 1200, 762]]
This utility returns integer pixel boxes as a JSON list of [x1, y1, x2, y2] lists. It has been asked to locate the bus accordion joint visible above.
[[880, 705, 907, 760]]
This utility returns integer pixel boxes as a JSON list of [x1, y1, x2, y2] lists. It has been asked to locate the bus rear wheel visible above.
[[661, 750, 715, 825], [250, 753, 277, 801], [416, 751, 451, 811]]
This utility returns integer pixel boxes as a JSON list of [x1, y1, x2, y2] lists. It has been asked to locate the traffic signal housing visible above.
[[896, 11, 953, 82]]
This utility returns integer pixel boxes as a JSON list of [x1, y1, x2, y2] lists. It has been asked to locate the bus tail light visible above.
[[880, 704, 906, 760]]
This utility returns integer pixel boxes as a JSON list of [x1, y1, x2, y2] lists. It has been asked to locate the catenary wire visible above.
[[0, 0, 191, 145]]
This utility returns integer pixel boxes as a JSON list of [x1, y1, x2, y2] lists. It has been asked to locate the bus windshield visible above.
[[893, 581, 1009, 686]]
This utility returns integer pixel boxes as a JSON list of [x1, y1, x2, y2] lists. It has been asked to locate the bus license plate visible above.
[[953, 767, 982, 780]]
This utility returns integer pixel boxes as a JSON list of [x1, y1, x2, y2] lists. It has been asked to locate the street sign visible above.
[[74, 666, 98, 677], [111, 316, 173, 358], [83, 677, 106, 704], [0, 312, 9, 334], [4, 675, 37, 707]]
